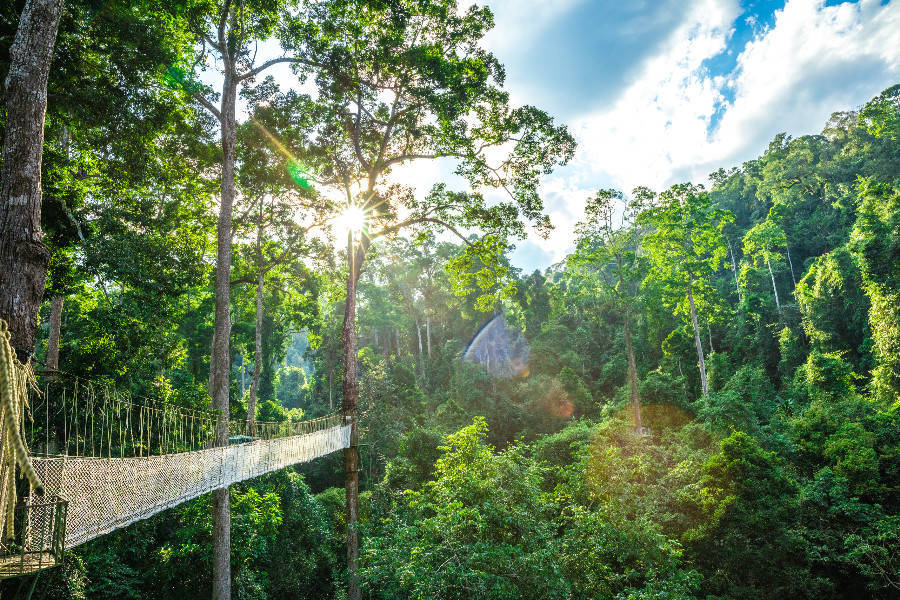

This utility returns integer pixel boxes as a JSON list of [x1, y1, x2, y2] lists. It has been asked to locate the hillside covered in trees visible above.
[[0, 0, 899, 598]]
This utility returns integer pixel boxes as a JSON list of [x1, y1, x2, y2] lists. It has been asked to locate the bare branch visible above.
[[380, 153, 439, 170], [193, 91, 222, 121], [348, 97, 389, 126], [237, 56, 321, 82], [201, 34, 215, 51], [352, 89, 372, 173], [373, 89, 403, 173], [373, 217, 474, 247]]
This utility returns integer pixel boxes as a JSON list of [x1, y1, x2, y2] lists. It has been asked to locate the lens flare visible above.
[[287, 161, 313, 189], [462, 315, 530, 378], [335, 206, 367, 237], [249, 119, 314, 190]]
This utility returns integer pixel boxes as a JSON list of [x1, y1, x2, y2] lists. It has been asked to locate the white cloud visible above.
[[512, 0, 738, 266], [570, 0, 739, 193], [714, 0, 900, 164], [524, 0, 900, 269], [573, 0, 900, 192]]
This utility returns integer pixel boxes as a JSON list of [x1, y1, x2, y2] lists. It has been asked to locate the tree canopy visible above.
[[0, 1, 899, 599]]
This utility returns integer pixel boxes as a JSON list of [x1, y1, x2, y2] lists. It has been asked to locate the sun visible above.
[[335, 205, 367, 238]]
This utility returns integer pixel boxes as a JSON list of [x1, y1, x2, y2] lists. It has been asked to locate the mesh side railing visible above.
[[0, 496, 67, 579], [29, 421, 350, 549]]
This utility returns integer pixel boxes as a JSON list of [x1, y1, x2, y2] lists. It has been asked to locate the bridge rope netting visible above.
[[0, 321, 350, 577]]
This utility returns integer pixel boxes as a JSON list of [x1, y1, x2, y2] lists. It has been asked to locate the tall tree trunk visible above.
[[240, 355, 246, 397], [44, 125, 68, 373], [248, 204, 263, 437], [209, 328, 217, 394], [45, 295, 63, 370], [0, 0, 64, 362], [767, 256, 782, 313], [416, 319, 423, 356], [687, 283, 709, 397], [785, 240, 796, 287], [342, 238, 365, 600], [426, 316, 432, 357], [728, 242, 740, 293], [210, 66, 237, 600], [623, 314, 642, 433]]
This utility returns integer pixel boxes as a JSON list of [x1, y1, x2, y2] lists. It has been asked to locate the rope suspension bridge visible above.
[[0, 322, 350, 578]]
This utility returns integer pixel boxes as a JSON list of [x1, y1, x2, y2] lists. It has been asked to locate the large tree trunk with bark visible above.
[[687, 283, 709, 397], [210, 68, 237, 600], [0, 0, 64, 362], [248, 205, 264, 437], [45, 295, 63, 370], [341, 238, 365, 600], [247, 273, 262, 436], [623, 314, 642, 433], [426, 315, 432, 357]]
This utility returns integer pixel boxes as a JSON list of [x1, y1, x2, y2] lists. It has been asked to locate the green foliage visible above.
[[361, 418, 569, 600], [639, 183, 733, 324], [743, 219, 787, 265], [797, 247, 873, 372], [530, 418, 595, 469], [791, 350, 858, 405], [17, 554, 89, 600], [850, 179, 900, 401], [696, 365, 778, 436], [6, 0, 900, 591], [845, 515, 900, 595], [557, 508, 700, 600], [686, 432, 814, 598], [444, 234, 517, 311], [364, 418, 701, 600], [276, 365, 307, 408]]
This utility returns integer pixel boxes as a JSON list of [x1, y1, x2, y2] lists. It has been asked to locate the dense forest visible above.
[[0, 0, 899, 598]]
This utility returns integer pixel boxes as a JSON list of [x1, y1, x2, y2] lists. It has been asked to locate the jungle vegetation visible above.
[[0, 0, 898, 598]]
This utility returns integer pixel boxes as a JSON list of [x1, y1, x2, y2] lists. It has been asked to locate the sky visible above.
[[236, 0, 900, 272], [420, 0, 900, 272]]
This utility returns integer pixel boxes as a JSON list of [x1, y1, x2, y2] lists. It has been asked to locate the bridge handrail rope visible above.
[[34, 368, 222, 417], [30, 369, 341, 452], [0, 321, 44, 527]]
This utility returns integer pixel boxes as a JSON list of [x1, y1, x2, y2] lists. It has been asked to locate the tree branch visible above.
[[193, 91, 222, 121], [352, 90, 372, 173], [237, 56, 321, 82], [202, 33, 222, 53], [379, 153, 439, 170], [217, 0, 232, 63], [373, 217, 474, 247]]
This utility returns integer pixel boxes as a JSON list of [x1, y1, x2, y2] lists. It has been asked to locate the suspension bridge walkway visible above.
[[0, 325, 350, 577], [32, 414, 350, 550]]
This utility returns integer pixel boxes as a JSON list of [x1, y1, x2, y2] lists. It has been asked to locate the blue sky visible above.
[[426, 0, 900, 271]]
